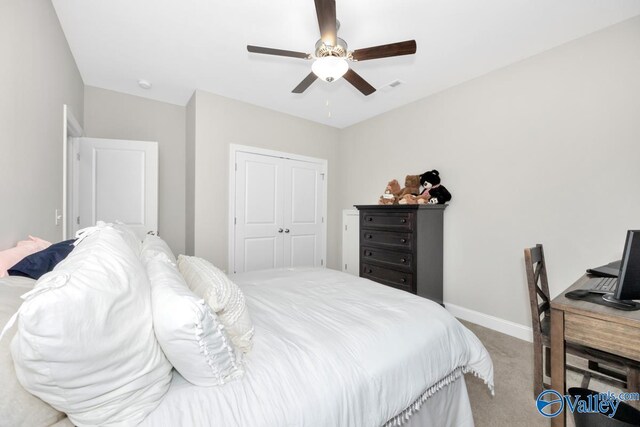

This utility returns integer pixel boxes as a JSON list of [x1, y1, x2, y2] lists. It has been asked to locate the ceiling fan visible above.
[[246, 0, 417, 96]]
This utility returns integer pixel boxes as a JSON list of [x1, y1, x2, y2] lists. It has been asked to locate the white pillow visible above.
[[11, 224, 172, 426], [142, 251, 243, 386], [0, 276, 65, 426], [142, 234, 176, 264], [112, 222, 143, 255], [177, 255, 254, 353]]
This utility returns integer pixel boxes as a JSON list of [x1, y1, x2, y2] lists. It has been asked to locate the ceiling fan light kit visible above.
[[312, 56, 349, 82], [247, 0, 416, 96]]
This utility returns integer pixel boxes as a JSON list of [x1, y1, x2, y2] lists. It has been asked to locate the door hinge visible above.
[[235, 163, 237, 171], [322, 217, 324, 223], [76, 153, 80, 161], [345, 225, 347, 231], [234, 217, 237, 225], [320, 173, 325, 181], [76, 216, 80, 225], [344, 263, 347, 270], [321, 259, 324, 266]]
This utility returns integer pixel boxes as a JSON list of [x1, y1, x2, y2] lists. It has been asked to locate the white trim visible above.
[[62, 105, 83, 240], [445, 302, 533, 342], [228, 144, 328, 273]]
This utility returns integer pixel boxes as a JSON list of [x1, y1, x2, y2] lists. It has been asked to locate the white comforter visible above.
[[141, 268, 493, 427]]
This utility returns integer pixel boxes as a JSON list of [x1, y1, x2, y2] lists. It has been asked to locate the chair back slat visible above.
[[524, 244, 551, 342]]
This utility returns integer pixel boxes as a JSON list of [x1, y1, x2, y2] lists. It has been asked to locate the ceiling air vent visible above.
[[380, 79, 404, 92]]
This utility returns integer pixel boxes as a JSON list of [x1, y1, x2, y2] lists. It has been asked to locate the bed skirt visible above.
[[399, 375, 474, 427]]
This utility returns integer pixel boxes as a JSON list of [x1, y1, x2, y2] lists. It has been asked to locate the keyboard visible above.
[[586, 276, 618, 293]]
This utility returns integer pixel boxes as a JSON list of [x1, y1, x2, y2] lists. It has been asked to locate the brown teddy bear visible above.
[[396, 174, 420, 203], [378, 179, 401, 205], [399, 193, 430, 205], [397, 175, 426, 205]]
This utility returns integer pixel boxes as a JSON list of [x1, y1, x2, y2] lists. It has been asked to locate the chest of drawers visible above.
[[355, 205, 446, 305]]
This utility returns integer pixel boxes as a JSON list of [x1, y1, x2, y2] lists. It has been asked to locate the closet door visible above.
[[234, 152, 285, 272], [282, 160, 324, 268]]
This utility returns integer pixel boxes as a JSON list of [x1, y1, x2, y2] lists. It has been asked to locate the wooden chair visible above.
[[524, 244, 636, 398]]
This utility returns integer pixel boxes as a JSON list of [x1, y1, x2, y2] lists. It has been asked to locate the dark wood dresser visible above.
[[354, 205, 446, 305]]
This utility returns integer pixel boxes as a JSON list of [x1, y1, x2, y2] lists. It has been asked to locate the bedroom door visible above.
[[234, 152, 286, 272], [233, 150, 326, 273], [282, 159, 325, 268], [74, 138, 158, 240]]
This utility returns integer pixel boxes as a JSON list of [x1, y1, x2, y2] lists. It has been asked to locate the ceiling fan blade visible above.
[[351, 40, 417, 61], [314, 0, 337, 47], [292, 72, 319, 93], [343, 69, 376, 96], [247, 45, 310, 59]]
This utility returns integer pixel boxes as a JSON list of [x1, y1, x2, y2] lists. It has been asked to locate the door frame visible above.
[[228, 144, 328, 273], [63, 104, 84, 240]]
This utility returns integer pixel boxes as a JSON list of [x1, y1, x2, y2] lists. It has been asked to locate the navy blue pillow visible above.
[[8, 239, 76, 280]]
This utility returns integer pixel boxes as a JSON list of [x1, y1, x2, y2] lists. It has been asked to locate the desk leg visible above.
[[551, 308, 566, 427]]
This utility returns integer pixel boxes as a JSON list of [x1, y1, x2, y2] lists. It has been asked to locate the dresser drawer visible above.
[[361, 229, 413, 250], [361, 246, 412, 271], [565, 313, 640, 362], [361, 211, 414, 231], [361, 263, 413, 293]]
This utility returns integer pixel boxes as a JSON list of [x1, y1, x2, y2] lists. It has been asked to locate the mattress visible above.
[[141, 268, 493, 427]]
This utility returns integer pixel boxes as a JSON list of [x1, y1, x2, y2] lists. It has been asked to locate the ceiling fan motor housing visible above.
[[315, 38, 348, 58]]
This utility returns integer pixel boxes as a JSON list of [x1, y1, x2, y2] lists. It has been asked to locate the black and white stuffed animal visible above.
[[419, 170, 452, 205]]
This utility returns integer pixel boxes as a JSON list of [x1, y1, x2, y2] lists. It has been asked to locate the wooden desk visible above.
[[550, 274, 640, 426]]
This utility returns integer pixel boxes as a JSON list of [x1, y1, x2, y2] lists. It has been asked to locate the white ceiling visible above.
[[52, 0, 640, 128]]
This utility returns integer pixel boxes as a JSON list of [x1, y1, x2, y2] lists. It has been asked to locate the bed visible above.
[[141, 268, 493, 427], [1, 229, 493, 427]]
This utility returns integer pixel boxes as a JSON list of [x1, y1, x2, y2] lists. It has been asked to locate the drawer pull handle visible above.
[[401, 278, 406, 283], [400, 258, 406, 263], [400, 238, 406, 243], [366, 234, 373, 239], [400, 219, 406, 224], [366, 269, 372, 274], [365, 251, 372, 256], [367, 217, 373, 222]]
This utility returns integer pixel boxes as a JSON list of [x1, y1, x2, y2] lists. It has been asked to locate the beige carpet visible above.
[[461, 320, 620, 427]]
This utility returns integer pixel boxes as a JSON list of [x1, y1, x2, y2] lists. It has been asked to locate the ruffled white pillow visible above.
[[142, 249, 243, 386], [142, 234, 176, 264], [177, 255, 254, 353]]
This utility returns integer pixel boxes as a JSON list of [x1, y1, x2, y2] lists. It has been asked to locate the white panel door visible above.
[[342, 209, 360, 275], [234, 152, 285, 273], [283, 160, 324, 268], [77, 138, 158, 240]]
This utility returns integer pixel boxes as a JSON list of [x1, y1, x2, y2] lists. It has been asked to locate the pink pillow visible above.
[[0, 236, 51, 277]]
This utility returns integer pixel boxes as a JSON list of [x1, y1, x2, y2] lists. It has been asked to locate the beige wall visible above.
[[0, 0, 84, 248], [338, 16, 640, 327], [83, 86, 186, 254], [188, 90, 341, 271]]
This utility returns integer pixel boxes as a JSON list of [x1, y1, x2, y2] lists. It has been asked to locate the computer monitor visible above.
[[603, 230, 640, 307]]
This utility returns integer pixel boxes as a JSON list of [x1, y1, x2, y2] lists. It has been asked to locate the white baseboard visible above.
[[445, 302, 533, 343]]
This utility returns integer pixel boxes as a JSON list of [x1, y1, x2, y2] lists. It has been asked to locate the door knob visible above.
[[278, 228, 283, 233], [284, 229, 290, 233], [400, 238, 406, 243]]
